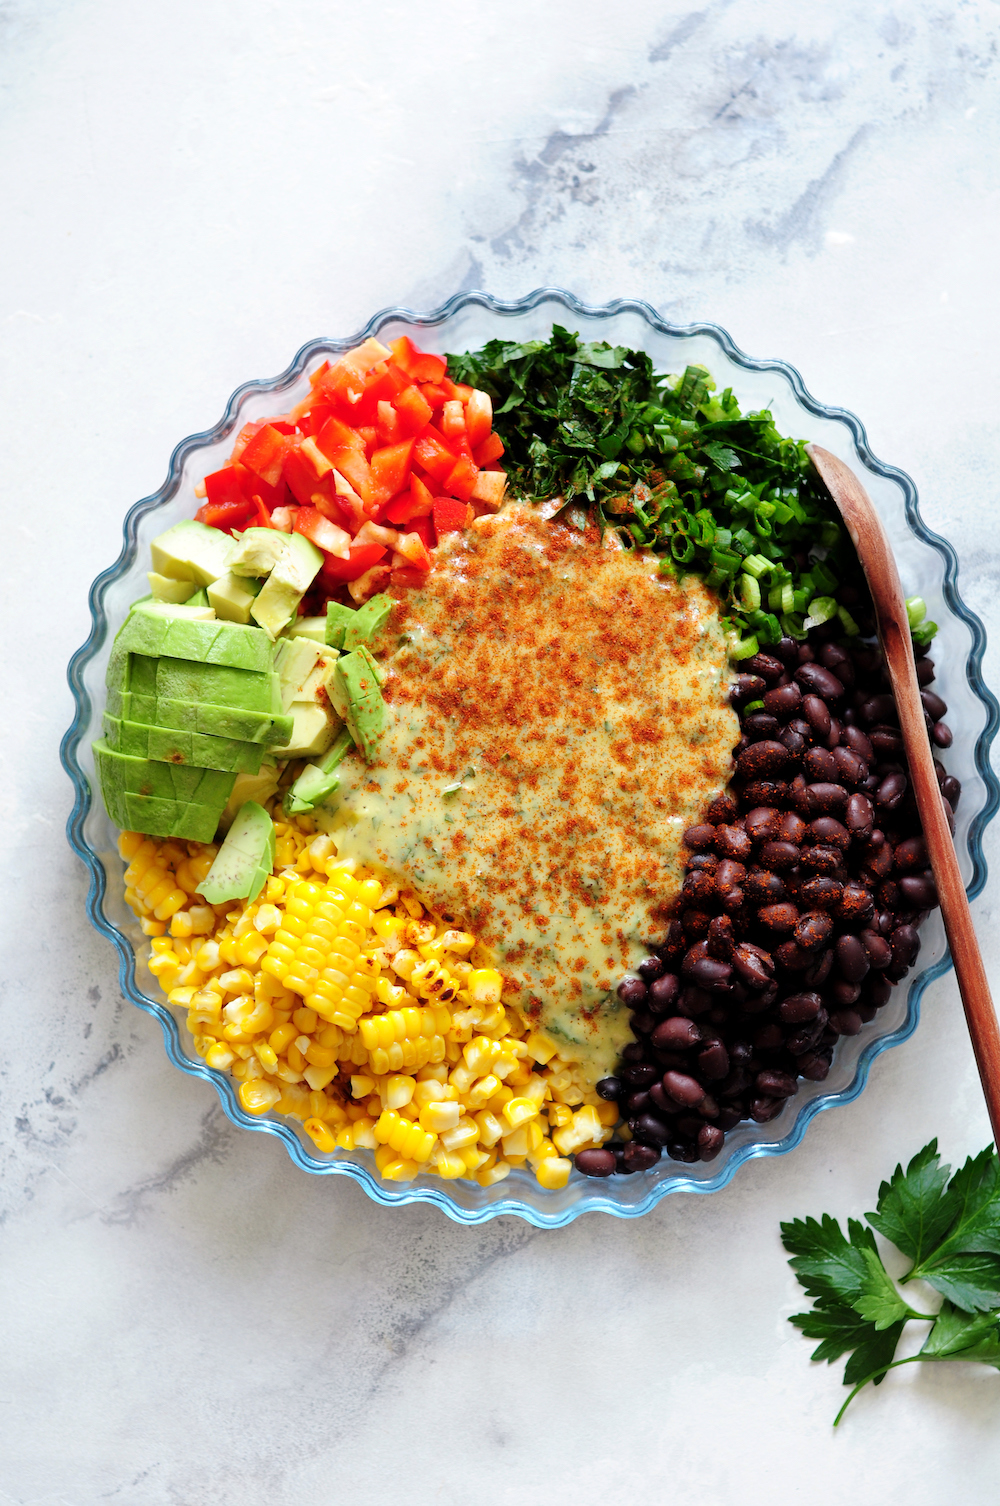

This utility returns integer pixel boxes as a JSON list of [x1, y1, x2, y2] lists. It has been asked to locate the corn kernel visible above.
[[419, 1100, 461, 1133], [535, 1155, 572, 1190], [239, 1079, 281, 1115]]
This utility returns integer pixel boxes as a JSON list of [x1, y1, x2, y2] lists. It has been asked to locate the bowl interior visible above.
[[63, 289, 999, 1226]]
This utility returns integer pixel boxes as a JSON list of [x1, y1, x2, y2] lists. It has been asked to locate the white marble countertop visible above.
[[4, 1, 1000, 1500]]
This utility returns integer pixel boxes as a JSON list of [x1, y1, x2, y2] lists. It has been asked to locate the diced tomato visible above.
[[465, 390, 493, 448], [473, 431, 505, 467], [432, 497, 473, 534], [195, 496, 255, 533], [370, 439, 415, 504], [316, 414, 364, 459], [320, 542, 387, 584], [389, 335, 447, 384], [440, 400, 467, 441], [409, 514, 436, 550], [394, 384, 434, 437], [443, 454, 479, 501], [376, 399, 402, 446], [413, 426, 458, 484], [294, 505, 352, 557]]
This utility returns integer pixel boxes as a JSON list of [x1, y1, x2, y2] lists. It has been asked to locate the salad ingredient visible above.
[[120, 822, 614, 1188], [228, 527, 291, 577], [333, 647, 386, 763], [149, 573, 204, 604], [326, 592, 392, 652], [580, 636, 950, 1172], [150, 519, 234, 587], [322, 502, 737, 1086], [448, 328, 865, 655], [285, 728, 354, 815], [206, 571, 263, 624], [250, 533, 325, 639], [114, 602, 274, 672], [196, 801, 275, 904], [94, 743, 235, 841], [783, 1139, 1000, 1424]]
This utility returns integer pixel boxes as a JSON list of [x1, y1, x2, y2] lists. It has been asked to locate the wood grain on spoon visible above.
[[806, 443, 1000, 1144]]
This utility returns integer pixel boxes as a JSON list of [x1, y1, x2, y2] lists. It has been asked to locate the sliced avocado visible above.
[[355, 642, 386, 686], [207, 571, 263, 624], [270, 703, 338, 759], [196, 801, 275, 904], [219, 763, 281, 831], [227, 527, 290, 577], [118, 605, 273, 672], [148, 571, 198, 603], [125, 654, 158, 694], [122, 793, 225, 843], [325, 601, 356, 650], [148, 695, 292, 746], [150, 519, 233, 585], [251, 534, 324, 640], [288, 615, 328, 644], [153, 657, 278, 711], [334, 648, 386, 763], [343, 593, 392, 651], [102, 714, 264, 773], [284, 727, 354, 814], [93, 740, 236, 804]]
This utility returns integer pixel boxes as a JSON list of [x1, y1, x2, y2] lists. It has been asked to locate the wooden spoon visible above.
[[806, 443, 1000, 1143]]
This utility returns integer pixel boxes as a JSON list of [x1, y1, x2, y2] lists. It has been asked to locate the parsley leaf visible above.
[[782, 1139, 1000, 1423]]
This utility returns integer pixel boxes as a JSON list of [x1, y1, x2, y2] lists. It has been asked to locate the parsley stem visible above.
[[833, 1355, 923, 1427]]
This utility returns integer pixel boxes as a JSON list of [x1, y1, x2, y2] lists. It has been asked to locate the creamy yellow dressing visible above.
[[320, 503, 738, 1085]]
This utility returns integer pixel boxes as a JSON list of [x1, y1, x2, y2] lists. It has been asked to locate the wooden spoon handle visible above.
[[806, 445, 1000, 1144]]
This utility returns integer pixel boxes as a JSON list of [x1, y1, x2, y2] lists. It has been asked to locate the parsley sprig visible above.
[[783, 1140, 1000, 1424], [448, 327, 885, 658]]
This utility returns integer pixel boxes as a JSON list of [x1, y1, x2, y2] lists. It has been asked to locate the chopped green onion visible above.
[[803, 596, 838, 629], [742, 554, 771, 579], [905, 595, 927, 627], [743, 700, 766, 713], [738, 573, 762, 611], [781, 611, 807, 641], [837, 604, 861, 636], [729, 632, 760, 661], [911, 618, 938, 646], [811, 561, 839, 594]]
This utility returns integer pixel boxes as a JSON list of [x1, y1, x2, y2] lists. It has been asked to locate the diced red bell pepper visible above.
[[389, 336, 447, 384], [409, 514, 436, 550], [195, 496, 256, 533], [446, 379, 475, 404], [204, 464, 248, 510], [473, 431, 505, 467], [240, 424, 292, 488], [353, 362, 409, 424], [294, 505, 351, 556], [323, 446, 374, 506], [440, 400, 467, 441], [419, 382, 449, 409], [229, 419, 268, 462], [283, 444, 324, 507], [432, 497, 473, 534], [357, 426, 379, 457], [376, 400, 402, 446], [297, 402, 336, 438], [309, 484, 352, 532], [443, 454, 479, 501], [319, 542, 387, 584], [370, 439, 415, 503], [394, 384, 434, 437], [465, 390, 493, 448], [394, 531, 433, 571], [413, 426, 458, 484], [263, 418, 297, 436], [379, 471, 434, 525], [316, 414, 364, 459]]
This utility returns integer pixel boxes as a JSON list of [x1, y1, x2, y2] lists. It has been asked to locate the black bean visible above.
[[732, 941, 776, 988], [796, 663, 846, 700], [932, 721, 953, 749], [891, 924, 921, 970], [634, 1113, 671, 1146], [697, 1040, 731, 1080], [833, 746, 867, 785], [829, 980, 861, 1007], [778, 811, 807, 844], [596, 1076, 621, 1101], [620, 1042, 645, 1064], [806, 817, 851, 851], [689, 955, 733, 991], [800, 876, 843, 910], [662, 1070, 706, 1107], [750, 1097, 784, 1123], [629, 1012, 656, 1037], [716, 859, 746, 893], [798, 695, 830, 740], [870, 727, 905, 757], [876, 772, 908, 810], [741, 779, 790, 808], [837, 883, 876, 926], [759, 902, 800, 933], [744, 870, 787, 904], [731, 674, 767, 707], [705, 793, 739, 824], [781, 728, 809, 758], [744, 712, 782, 741], [794, 911, 833, 950], [940, 775, 962, 810], [893, 835, 928, 873], [758, 840, 800, 870], [804, 747, 838, 782], [764, 682, 802, 718], [620, 1062, 659, 1090], [836, 933, 870, 983], [829, 1009, 863, 1036], [865, 975, 893, 1008], [651, 1016, 702, 1051], [921, 690, 947, 721], [756, 1069, 798, 1098], [617, 976, 647, 1008], [825, 716, 842, 751], [668, 1141, 700, 1163], [683, 823, 716, 850], [637, 954, 665, 982], [861, 694, 897, 726], [626, 1090, 652, 1116], [715, 824, 753, 862], [846, 792, 875, 837], [576, 1148, 616, 1177], [803, 947, 834, 988], [737, 741, 790, 780], [800, 845, 842, 875], [808, 782, 849, 816], [799, 1053, 831, 1081], [743, 652, 784, 684], [775, 941, 814, 971], [843, 724, 876, 764], [648, 1081, 677, 1114], [899, 873, 939, 909], [623, 1142, 661, 1171], [706, 916, 735, 961], [861, 930, 892, 969], [648, 972, 681, 1014], [778, 990, 823, 1024], [682, 870, 717, 906], [698, 1124, 726, 1160], [745, 807, 781, 843]]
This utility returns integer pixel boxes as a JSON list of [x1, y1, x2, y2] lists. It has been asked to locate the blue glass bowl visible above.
[[61, 289, 1000, 1226]]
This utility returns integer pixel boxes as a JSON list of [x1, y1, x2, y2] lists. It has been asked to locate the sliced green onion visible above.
[[837, 604, 861, 636], [781, 611, 808, 641], [738, 573, 762, 611], [911, 619, 938, 645], [743, 699, 766, 713], [729, 632, 760, 661], [742, 554, 772, 579], [803, 596, 838, 629], [811, 561, 839, 594], [905, 595, 927, 627]]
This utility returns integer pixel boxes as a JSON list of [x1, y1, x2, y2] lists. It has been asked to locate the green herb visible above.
[[448, 327, 868, 651], [783, 1139, 1000, 1424]]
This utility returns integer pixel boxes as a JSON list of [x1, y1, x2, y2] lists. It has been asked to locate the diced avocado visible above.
[[325, 601, 356, 650], [355, 642, 386, 685], [270, 703, 338, 759], [227, 527, 290, 577], [148, 571, 197, 603], [153, 657, 278, 710], [102, 714, 264, 773], [147, 695, 293, 746], [133, 601, 217, 621], [185, 588, 210, 608], [122, 793, 224, 843], [219, 764, 280, 831], [196, 801, 275, 904], [150, 519, 233, 586], [117, 605, 273, 672], [289, 615, 328, 644], [126, 654, 158, 694], [207, 571, 263, 624], [284, 728, 354, 814], [251, 534, 324, 640], [93, 740, 236, 804], [343, 593, 392, 651], [334, 648, 386, 763], [274, 637, 322, 710]]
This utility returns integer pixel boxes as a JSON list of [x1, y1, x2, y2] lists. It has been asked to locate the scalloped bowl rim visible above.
[[61, 288, 1000, 1227]]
